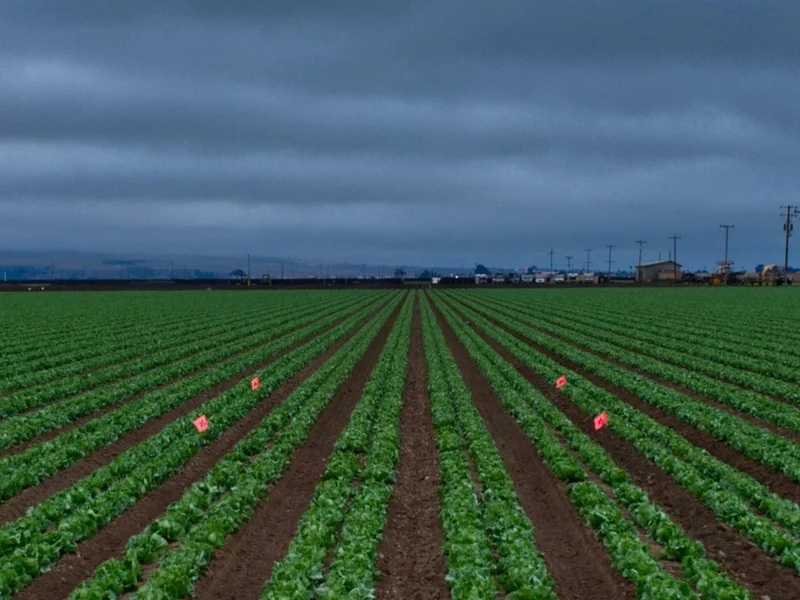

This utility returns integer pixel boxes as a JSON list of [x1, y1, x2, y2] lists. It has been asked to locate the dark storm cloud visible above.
[[1, 0, 798, 269]]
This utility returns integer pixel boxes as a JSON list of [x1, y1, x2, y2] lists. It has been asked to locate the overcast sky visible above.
[[1, 1, 799, 271]]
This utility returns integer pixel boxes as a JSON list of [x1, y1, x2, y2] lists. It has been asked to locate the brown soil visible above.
[[462, 312, 800, 599], [430, 299, 636, 600], [374, 301, 449, 600], [543, 334, 800, 506], [0, 303, 352, 458], [0, 299, 385, 526], [192, 302, 402, 600], [14, 301, 394, 600], [539, 323, 800, 443], [470, 303, 800, 506]]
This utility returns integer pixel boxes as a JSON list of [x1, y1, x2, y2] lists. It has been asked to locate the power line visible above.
[[719, 224, 735, 285], [635, 239, 646, 283], [605, 245, 615, 277], [668, 235, 681, 283], [781, 205, 799, 285]]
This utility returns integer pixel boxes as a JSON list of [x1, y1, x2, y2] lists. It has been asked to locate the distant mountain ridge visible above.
[[0, 249, 501, 281]]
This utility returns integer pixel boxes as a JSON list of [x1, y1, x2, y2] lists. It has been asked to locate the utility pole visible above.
[[548, 249, 554, 272], [635, 239, 646, 283], [247, 254, 251, 286], [719, 224, 735, 285], [605, 245, 615, 277], [565, 256, 573, 273], [281, 261, 284, 280], [781, 206, 799, 285], [668, 235, 681, 283], [170, 261, 174, 280], [584, 248, 593, 272]]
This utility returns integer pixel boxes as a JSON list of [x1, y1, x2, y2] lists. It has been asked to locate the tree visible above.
[[474, 263, 491, 275], [420, 269, 439, 280], [230, 269, 246, 279]]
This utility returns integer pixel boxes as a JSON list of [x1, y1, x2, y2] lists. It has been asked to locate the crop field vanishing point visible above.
[[0, 288, 799, 599]]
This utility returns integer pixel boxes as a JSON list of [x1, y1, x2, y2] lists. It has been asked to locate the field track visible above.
[[1, 287, 799, 599]]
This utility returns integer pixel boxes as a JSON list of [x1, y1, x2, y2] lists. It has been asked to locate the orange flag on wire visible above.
[[193, 415, 209, 433], [594, 412, 608, 430]]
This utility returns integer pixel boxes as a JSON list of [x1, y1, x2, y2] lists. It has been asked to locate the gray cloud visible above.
[[1, 0, 798, 271]]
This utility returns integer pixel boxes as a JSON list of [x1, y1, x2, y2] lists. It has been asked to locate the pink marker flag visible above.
[[556, 375, 567, 389], [594, 412, 608, 431], [251, 377, 260, 391], [193, 415, 209, 433]]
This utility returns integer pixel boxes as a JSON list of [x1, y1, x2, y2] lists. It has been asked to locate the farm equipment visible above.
[[761, 264, 792, 286], [709, 272, 739, 286]]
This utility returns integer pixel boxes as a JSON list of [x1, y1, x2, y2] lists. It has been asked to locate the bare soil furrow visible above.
[[431, 301, 635, 600], [468, 317, 800, 599], [13, 309, 384, 600], [539, 324, 800, 444], [0, 309, 365, 526], [374, 304, 449, 600], [478, 307, 800, 505], [0, 316, 340, 460], [191, 305, 400, 600]]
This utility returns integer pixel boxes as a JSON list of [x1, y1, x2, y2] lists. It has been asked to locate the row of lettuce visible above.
[[6, 287, 792, 599], [444, 290, 800, 579], [66, 293, 412, 599], [485, 292, 800, 407], [0, 292, 362, 412], [0, 296, 298, 395], [452, 291, 800, 524], [0, 292, 361, 449], [0, 292, 400, 598], [430, 293, 749, 599], [518, 291, 800, 371], [0, 292, 387, 502], [0, 292, 307, 371], [460, 293, 800, 477]]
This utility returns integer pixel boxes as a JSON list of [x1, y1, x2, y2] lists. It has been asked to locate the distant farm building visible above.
[[636, 261, 683, 282]]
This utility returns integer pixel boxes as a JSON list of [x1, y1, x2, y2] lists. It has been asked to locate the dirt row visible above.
[[429, 301, 635, 599], [535, 319, 800, 442], [445, 298, 800, 599], [374, 304, 449, 600], [0, 303, 357, 460], [460, 299, 800, 504], [0, 304, 385, 524], [13, 299, 398, 600], [192, 302, 401, 599], [0, 302, 382, 526], [14, 292, 800, 599]]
